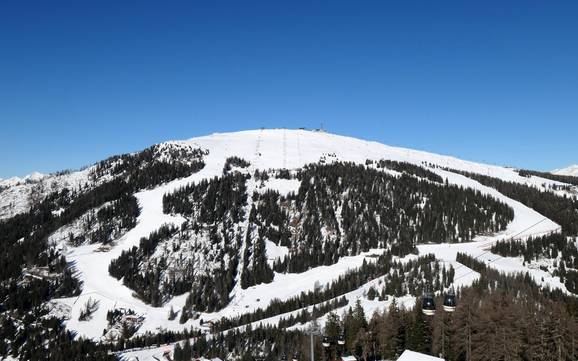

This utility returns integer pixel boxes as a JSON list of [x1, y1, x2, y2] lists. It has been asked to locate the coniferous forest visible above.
[[491, 233, 578, 294], [110, 161, 513, 315], [4, 0, 578, 358], [444, 168, 578, 235], [0, 144, 577, 360], [0, 143, 206, 359], [168, 254, 578, 361]]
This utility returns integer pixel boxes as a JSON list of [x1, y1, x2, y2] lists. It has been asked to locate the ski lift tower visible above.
[[308, 322, 322, 361]]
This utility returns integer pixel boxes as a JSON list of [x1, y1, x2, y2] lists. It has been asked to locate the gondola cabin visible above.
[[443, 293, 457, 312], [422, 293, 436, 316]]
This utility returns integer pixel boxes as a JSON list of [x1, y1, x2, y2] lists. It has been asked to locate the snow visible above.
[[417, 241, 570, 295], [119, 344, 174, 361], [340, 356, 357, 361], [398, 350, 445, 361], [222, 249, 386, 321], [285, 294, 416, 335], [258, 177, 301, 196], [552, 164, 578, 177], [0, 168, 93, 220], [416, 167, 567, 294], [265, 240, 289, 266], [54, 168, 213, 340], [47, 201, 113, 246], [180, 129, 577, 195], [120, 348, 222, 361], [0, 355, 20, 361], [431, 168, 560, 245], [0, 171, 46, 188], [21, 128, 571, 345]]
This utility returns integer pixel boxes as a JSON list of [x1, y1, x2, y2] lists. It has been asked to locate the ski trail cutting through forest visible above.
[[57, 154, 226, 340], [44, 129, 569, 343], [229, 128, 264, 311]]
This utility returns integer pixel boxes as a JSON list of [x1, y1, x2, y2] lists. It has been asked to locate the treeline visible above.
[[0, 187, 75, 281], [445, 168, 578, 235], [491, 233, 578, 268], [109, 223, 242, 312]]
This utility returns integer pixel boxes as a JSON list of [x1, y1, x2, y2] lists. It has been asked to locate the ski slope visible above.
[[37, 129, 571, 344], [179, 129, 575, 194]]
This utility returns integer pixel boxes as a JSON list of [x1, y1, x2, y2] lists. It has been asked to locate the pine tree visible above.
[[168, 306, 177, 321], [407, 298, 432, 354], [173, 342, 183, 361]]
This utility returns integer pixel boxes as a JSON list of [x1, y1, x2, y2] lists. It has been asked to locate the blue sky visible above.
[[1, 1, 577, 178]]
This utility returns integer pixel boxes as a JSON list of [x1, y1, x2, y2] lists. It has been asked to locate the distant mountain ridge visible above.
[[0, 170, 46, 187], [552, 164, 578, 176]]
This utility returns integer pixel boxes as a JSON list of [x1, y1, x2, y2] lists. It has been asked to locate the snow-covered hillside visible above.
[[0, 171, 46, 187], [0, 168, 93, 220], [552, 164, 578, 177], [2, 128, 576, 360], [178, 129, 573, 192]]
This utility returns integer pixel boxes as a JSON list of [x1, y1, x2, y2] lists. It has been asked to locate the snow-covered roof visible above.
[[397, 350, 444, 361]]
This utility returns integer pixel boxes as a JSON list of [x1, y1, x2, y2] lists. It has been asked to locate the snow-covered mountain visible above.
[[552, 164, 578, 177], [0, 171, 46, 187], [1, 129, 577, 360]]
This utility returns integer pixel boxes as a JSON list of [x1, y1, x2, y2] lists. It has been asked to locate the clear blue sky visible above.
[[1, 1, 577, 178]]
